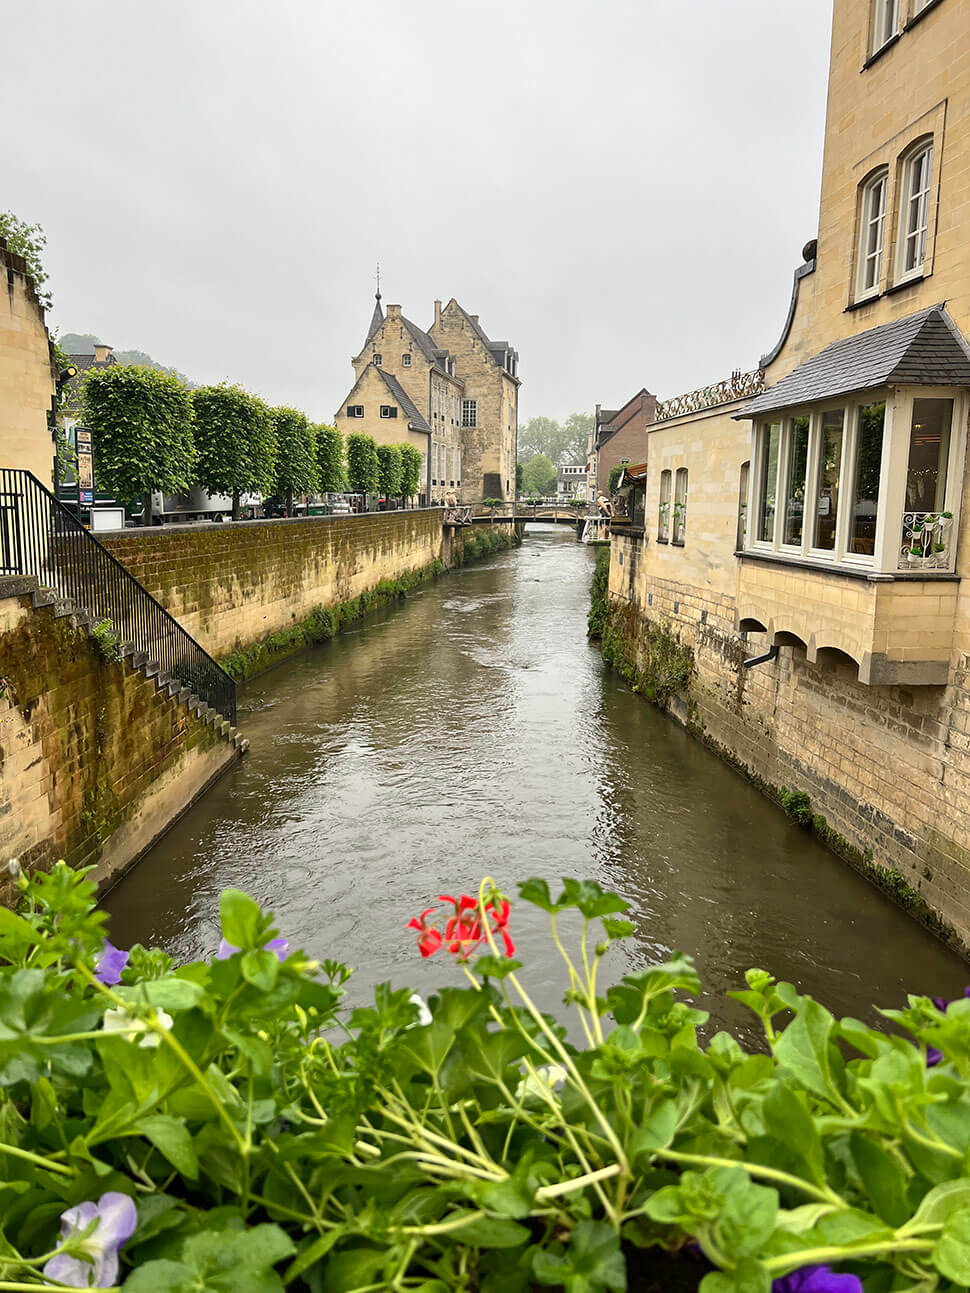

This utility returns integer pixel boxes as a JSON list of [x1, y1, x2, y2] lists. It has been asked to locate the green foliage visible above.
[[82, 365, 196, 500], [0, 210, 51, 309], [780, 788, 813, 826], [587, 546, 611, 639], [271, 407, 317, 508], [192, 384, 276, 504], [608, 465, 624, 494], [520, 452, 557, 497], [376, 443, 403, 498], [2, 864, 970, 1291], [346, 432, 379, 495], [452, 527, 515, 565], [58, 334, 192, 384], [90, 619, 122, 663], [398, 443, 424, 499], [518, 411, 592, 466], [600, 602, 694, 706], [313, 423, 345, 493]]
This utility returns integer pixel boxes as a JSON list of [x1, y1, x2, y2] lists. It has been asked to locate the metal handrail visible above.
[[0, 469, 236, 724]]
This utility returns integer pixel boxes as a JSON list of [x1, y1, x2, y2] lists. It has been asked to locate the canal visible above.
[[105, 524, 968, 1040]]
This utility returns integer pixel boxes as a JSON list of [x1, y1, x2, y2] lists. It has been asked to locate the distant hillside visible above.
[[59, 333, 195, 387]]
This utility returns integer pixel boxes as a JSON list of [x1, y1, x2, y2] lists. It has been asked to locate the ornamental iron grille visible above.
[[657, 368, 766, 422], [899, 510, 954, 571]]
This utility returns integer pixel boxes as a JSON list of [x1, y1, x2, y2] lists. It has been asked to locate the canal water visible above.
[[106, 524, 968, 1042]]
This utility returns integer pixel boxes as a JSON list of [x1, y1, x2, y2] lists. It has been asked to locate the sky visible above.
[[4, 1, 833, 424]]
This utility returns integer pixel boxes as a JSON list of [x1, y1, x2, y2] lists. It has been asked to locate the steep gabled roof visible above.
[[366, 295, 384, 344], [401, 315, 441, 367], [442, 301, 520, 379], [736, 305, 970, 419], [376, 369, 431, 433]]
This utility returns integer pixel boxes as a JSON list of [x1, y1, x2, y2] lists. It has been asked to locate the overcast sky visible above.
[[4, 1, 833, 424]]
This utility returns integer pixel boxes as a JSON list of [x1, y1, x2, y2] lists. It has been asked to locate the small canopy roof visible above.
[[618, 461, 648, 486], [735, 305, 970, 420]]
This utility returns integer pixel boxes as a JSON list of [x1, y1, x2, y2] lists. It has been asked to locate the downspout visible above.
[[742, 644, 778, 669]]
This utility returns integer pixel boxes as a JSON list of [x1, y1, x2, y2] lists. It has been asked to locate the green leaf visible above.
[[517, 878, 562, 914], [135, 1114, 199, 1179], [560, 878, 630, 919], [0, 907, 41, 949], [475, 955, 523, 980], [850, 1132, 910, 1226], [906, 1179, 970, 1229], [241, 949, 279, 993], [532, 1221, 626, 1291], [934, 1205, 970, 1284], [122, 1259, 195, 1292], [700, 1259, 771, 1293], [631, 1098, 678, 1158], [762, 1083, 824, 1184], [773, 997, 845, 1104], [601, 917, 634, 939], [321, 1247, 387, 1292], [119, 978, 205, 1011], [717, 1178, 778, 1257], [453, 1214, 530, 1248], [220, 889, 263, 950]]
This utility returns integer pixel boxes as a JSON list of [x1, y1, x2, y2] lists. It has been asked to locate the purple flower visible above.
[[772, 1266, 862, 1292], [926, 986, 970, 1067], [94, 940, 129, 987], [43, 1191, 136, 1287], [217, 936, 289, 961]]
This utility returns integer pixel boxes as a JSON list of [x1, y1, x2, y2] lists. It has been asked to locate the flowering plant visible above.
[[0, 863, 969, 1290]]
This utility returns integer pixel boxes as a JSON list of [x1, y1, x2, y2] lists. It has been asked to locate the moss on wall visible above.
[[599, 599, 694, 708], [449, 525, 519, 566]]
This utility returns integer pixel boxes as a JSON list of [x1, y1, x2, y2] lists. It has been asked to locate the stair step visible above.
[[51, 598, 76, 618], [143, 661, 161, 679], [177, 686, 191, 704], [132, 651, 149, 669], [120, 642, 137, 659], [0, 576, 39, 599], [32, 589, 57, 609]]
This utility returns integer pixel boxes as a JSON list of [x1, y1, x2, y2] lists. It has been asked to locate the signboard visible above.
[[76, 428, 94, 504]]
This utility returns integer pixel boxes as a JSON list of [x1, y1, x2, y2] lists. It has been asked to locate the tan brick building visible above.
[[335, 293, 519, 503], [606, 0, 970, 947], [0, 237, 57, 485]]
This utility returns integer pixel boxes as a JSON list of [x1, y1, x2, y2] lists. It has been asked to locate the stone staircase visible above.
[[0, 575, 248, 754]]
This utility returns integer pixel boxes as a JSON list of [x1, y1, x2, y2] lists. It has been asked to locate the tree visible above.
[[561, 411, 594, 465], [0, 211, 51, 310], [520, 452, 557, 498], [398, 443, 423, 502], [314, 424, 345, 493], [272, 407, 317, 516], [518, 416, 562, 461], [82, 365, 195, 522], [515, 463, 523, 495], [192, 384, 276, 520], [376, 444, 403, 501], [346, 433, 379, 496]]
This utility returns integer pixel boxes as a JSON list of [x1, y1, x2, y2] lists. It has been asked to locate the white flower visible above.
[[515, 1064, 569, 1102], [408, 993, 433, 1027], [102, 1006, 174, 1049], [7, 857, 20, 879]]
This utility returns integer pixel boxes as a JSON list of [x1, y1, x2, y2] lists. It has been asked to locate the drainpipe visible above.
[[742, 644, 779, 670]]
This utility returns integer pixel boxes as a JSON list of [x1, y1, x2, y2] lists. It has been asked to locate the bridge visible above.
[[469, 501, 590, 525]]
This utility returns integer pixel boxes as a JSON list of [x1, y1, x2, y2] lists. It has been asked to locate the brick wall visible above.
[[0, 237, 56, 486], [99, 509, 447, 660], [0, 590, 238, 901]]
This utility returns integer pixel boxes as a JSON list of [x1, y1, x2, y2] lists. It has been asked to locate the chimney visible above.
[[386, 303, 402, 320], [93, 343, 113, 364], [434, 299, 442, 326]]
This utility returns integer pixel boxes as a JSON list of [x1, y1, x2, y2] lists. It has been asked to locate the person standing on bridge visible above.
[[597, 492, 613, 519], [444, 488, 458, 522]]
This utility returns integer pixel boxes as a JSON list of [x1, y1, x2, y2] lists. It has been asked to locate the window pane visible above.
[[737, 462, 749, 549], [659, 471, 671, 539], [757, 421, 781, 543], [906, 398, 953, 512], [848, 402, 885, 556], [860, 176, 886, 292], [903, 147, 932, 273], [783, 415, 810, 545], [812, 409, 844, 550]]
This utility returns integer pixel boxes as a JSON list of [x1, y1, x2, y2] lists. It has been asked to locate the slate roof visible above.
[[61, 352, 117, 413], [401, 316, 441, 367], [736, 305, 970, 419], [366, 297, 384, 343], [376, 368, 431, 434]]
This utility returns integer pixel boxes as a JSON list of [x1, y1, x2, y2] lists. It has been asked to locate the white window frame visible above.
[[673, 468, 688, 544], [347, 405, 364, 418], [379, 405, 397, 419], [871, 0, 900, 52], [374, 354, 383, 367], [402, 353, 412, 367], [895, 142, 933, 283], [658, 470, 672, 542], [461, 399, 478, 428], [745, 388, 968, 575], [911, 0, 933, 14], [856, 170, 888, 300]]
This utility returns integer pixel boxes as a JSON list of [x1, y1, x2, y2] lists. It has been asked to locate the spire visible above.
[[366, 263, 384, 343]]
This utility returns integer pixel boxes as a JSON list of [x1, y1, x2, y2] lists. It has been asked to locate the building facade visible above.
[[590, 389, 657, 497], [334, 294, 519, 504], [557, 463, 589, 501], [605, 0, 970, 948], [0, 237, 57, 485]]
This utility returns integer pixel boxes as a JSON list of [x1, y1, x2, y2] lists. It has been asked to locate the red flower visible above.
[[407, 893, 515, 961]]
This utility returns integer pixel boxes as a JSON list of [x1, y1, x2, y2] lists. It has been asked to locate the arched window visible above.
[[658, 470, 671, 541], [896, 141, 933, 279], [856, 169, 887, 298], [673, 469, 688, 544]]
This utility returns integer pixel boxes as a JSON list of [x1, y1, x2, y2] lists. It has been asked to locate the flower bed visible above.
[[0, 862, 969, 1290]]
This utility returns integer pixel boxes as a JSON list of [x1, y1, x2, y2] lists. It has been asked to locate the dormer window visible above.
[[374, 354, 383, 367], [402, 353, 412, 367]]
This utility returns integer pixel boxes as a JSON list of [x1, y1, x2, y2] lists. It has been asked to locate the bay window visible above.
[[746, 390, 965, 573]]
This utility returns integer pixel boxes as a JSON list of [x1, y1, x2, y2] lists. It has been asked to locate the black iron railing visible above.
[[0, 470, 236, 724]]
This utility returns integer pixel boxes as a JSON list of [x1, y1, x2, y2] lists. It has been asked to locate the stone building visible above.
[[0, 236, 56, 485], [590, 389, 657, 497], [605, 0, 970, 948], [334, 293, 519, 503]]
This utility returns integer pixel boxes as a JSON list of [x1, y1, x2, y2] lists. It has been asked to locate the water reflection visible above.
[[106, 525, 967, 1043]]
